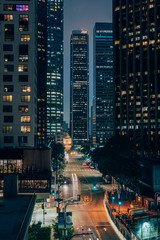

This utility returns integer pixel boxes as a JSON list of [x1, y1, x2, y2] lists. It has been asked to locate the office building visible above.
[[93, 23, 113, 147], [0, 1, 37, 148], [114, 1, 160, 152], [46, 0, 64, 144], [37, 0, 47, 147], [70, 30, 89, 146]]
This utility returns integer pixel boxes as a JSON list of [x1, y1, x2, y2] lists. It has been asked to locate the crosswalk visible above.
[[64, 168, 97, 172]]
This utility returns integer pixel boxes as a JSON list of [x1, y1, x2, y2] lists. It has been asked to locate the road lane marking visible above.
[[94, 225, 102, 240]]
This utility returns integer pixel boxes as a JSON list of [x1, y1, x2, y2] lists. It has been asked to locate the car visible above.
[[89, 165, 95, 169], [63, 177, 71, 184]]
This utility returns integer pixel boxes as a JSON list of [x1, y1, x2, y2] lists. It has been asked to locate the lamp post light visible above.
[[118, 201, 122, 213], [112, 196, 115, 209]]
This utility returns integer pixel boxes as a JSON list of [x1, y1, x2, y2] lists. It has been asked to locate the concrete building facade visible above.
[[0, 1, 37, 148]]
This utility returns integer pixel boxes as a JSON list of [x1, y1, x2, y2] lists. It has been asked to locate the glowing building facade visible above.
[[70, 30, 89, 146], [114, 0, 160, 152]]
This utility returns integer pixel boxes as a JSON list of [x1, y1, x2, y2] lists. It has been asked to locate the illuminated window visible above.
[[3, 95, 12, 102], [19, 55, 28, 62], [18, 65, 28, 72], [21, 116, 30, 123], [4, 5, 13, 11], [21, 95, 30, 102], [19, 15, 28, 31], [0, 14, 13, 21], [18, 105, 28, 112], [3, 126, 13, 133], [21, 85, 31, 92], [4, 54, 14, 62], [5, 24, 14, 41], [21, 126, 30, 133], [4, 85, 13, 92], [16, 5, 29, 11], [21, 34, 30, 42]]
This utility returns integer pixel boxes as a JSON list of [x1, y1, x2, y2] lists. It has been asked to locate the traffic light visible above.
[[52, 191, 55, 197], [93, 184, 97, 190], [42, 203, 44, 209]]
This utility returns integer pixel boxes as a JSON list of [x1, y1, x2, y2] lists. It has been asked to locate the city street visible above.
[[31, 152, 120, 240], [61, 152, 120, 240]]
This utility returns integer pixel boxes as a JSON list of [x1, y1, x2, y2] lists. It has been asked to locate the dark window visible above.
[[19, 14, 28, 31], [4, 54, 14, 62], [4, 136, 14, 143], [4, 65, 14, 72], [19, 75, 28, 82], [3, 105, 12, 112], [3, 44, 13, 51], [18, 136, 28, 144], [3, 75, 13, 82], [5, 24, 14, 41], [4, 116, 13, 122], [19, 44, 28, 54], [4, 85, 14, 92]]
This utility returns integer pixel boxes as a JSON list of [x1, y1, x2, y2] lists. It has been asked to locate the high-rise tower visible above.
[[70, 30, 89, 147], [93, 23, 113, 147], [114, 1, 160, 152], [46, 0, 64, 143], [37, 0, 47, 147], [0, 1, 37, 148]]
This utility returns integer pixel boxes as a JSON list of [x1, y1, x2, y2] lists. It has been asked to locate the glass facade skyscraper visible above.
[[114, 1, 160, 152], [37, 0, 47, 147], [93, 23, 113, 147], [46, 0, 63, 143], [70, 30, 89, 146]]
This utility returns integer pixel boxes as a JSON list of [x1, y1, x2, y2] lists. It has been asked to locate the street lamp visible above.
[[118, 201, 122, 213]]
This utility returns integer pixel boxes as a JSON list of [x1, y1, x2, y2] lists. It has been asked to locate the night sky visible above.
[[64, 0, 112, 124]]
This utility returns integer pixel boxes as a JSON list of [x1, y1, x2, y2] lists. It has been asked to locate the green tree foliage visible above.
[[52, 218, 74, 240], [51, 142, 65, 171], [28, 222, 51, 240], [92, 136, 140, 187]]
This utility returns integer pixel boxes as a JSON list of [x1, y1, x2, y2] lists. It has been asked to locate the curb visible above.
[[103, 197, 127, 240]]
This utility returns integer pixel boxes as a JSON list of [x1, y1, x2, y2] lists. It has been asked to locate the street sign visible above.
[[84, 196, 89, 201], [66, 212, 72, 227], [36, 199, 46, 203], [55, 198, 63, 202], [58, 212, 64, 228]]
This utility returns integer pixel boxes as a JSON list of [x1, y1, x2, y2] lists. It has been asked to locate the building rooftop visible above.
[[0, 194, 36, 240]]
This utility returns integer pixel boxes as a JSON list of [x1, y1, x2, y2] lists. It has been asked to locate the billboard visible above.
[[66, 212, 72, 227], [58, 212, 64, 228]]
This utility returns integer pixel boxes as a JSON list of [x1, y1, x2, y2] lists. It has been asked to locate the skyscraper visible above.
[[93, 23, 113, 147], [46, 0, 64, 143], [37, 0, 47, 147], [0, 1, 37, 148], [70, 30, 89, 146], [114, 1, 160, 152]]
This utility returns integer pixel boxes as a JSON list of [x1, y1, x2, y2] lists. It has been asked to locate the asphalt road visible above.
[[61, 152, 120, 240]]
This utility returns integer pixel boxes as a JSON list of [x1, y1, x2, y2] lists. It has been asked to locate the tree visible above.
[[91, 136, 140, 189], [52, 218, 74, 240]]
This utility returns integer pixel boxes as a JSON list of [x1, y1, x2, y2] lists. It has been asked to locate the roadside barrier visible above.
[[104, 195, 139, 240]]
